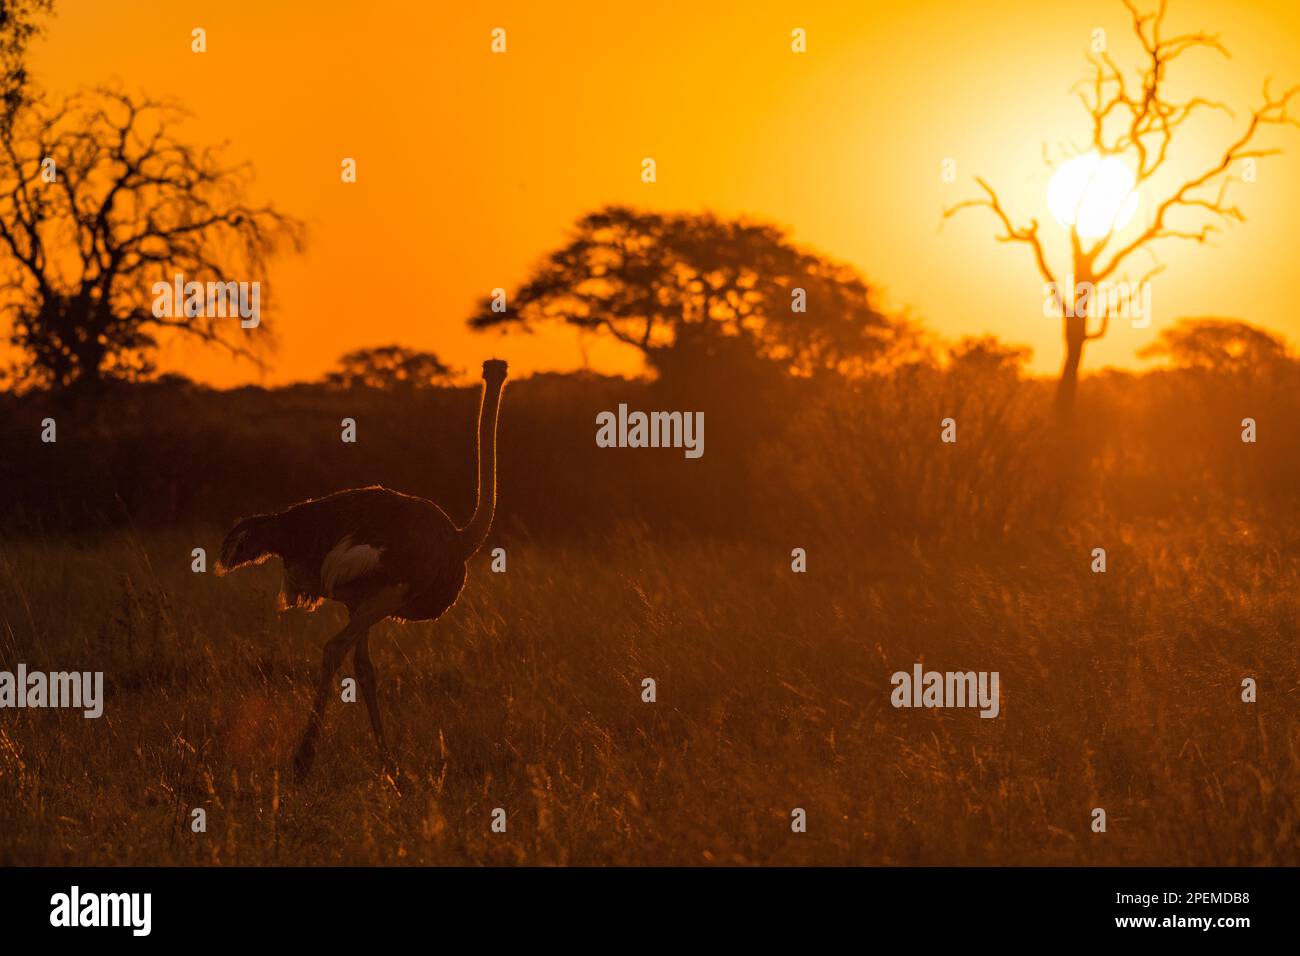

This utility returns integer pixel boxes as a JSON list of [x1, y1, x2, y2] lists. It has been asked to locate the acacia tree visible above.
[[469, 205, 903, 380], [323, 345, 457, 390], [0, 88, 302, 391], [945, 0, 1298, 414], [1138, 318, 1290, 374]]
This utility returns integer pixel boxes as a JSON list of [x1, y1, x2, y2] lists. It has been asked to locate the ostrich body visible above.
[[219, 359, 508, 780]]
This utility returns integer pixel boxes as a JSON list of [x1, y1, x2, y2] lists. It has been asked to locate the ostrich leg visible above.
[[293, 584, 406, 782], [352, 632, 389, 765], [293, 620, 366, 782]]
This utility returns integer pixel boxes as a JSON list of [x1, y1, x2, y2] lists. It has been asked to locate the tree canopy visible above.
[[1139, 318, 1290, 374], [323, 345, 457, 390], [0, 0, 52, 130], [469, 206, 904, 379]]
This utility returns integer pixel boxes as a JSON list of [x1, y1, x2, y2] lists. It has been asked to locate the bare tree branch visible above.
[[943, 178, 1057, 286]]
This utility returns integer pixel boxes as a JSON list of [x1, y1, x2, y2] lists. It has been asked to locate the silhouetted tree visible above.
[[945, 0, 1298, 415], [1139, 318, 1290, 374], [468, 205, 904, 380], [0, 0, 52, 132], [0, 88, 302, 392], [945, 335, 1032, 379], [323, 345, 457, 390]]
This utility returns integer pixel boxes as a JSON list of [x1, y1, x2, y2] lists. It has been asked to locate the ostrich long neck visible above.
[[458, 377, 504, 559]]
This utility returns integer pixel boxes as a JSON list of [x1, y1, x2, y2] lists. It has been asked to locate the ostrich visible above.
[[218, 359, 508, 781]]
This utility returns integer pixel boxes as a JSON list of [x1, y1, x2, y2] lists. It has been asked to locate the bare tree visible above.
[[0, 88, 303, 391], [945, 0, 1298, 415]]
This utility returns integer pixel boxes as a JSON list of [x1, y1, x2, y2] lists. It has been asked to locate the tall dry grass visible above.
[[0, 524, 1294, 865]]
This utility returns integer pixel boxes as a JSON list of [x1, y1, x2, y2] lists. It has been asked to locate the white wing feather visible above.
[[320, 535, 384, 596]]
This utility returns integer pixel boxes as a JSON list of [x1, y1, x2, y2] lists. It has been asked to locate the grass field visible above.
[[1, 522, 1295, 865]]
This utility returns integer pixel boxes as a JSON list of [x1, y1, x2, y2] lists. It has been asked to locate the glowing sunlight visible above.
[[1046, 152, 1140, 239]]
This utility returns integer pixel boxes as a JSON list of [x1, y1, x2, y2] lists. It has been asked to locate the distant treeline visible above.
[[4, 351, 1300, 548], [1, 370, 795, 544]]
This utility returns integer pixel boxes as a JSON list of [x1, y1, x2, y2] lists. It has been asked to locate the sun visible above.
[[1047, 152, 1139, 239]]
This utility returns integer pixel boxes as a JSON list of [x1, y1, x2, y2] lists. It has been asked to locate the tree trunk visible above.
[[1054, 314, 1087, 418]]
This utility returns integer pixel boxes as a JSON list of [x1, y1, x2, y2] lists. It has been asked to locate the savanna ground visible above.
[[0, 523, 1295, 865], [1, 343, 1299, 865]]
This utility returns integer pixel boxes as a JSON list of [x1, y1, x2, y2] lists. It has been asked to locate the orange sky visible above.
[[30, 0, 1300, 385]]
